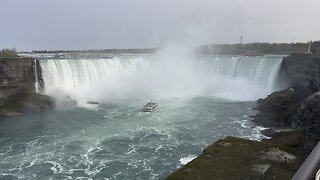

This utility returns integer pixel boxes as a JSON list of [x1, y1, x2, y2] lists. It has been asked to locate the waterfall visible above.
[[38, 54, 283, 102], [197, 56, 282, 92], [33, 59, 40, 93]]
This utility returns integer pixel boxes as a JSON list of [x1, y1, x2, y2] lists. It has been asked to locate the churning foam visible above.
[[38, 47, 283, 104]]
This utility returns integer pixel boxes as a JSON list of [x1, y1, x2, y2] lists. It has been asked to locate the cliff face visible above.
[[0, 58, 35, 99], [279, 54, 320, 89], [255, 52, 320, 153], [0, 57, 54, 117]]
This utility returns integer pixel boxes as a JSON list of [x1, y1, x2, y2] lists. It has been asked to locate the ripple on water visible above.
[[22, 162, 55, 179], [0, 95, 264, 179]]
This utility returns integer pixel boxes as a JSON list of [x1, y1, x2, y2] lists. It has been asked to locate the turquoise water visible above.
[[1, 52, 282, 179], [0, 97, 259, 179]]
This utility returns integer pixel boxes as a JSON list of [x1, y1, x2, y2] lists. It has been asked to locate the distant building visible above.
[[310, 41, 320, 54]]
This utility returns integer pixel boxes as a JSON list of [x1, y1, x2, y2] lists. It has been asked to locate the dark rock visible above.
[[310, 41, 320, 54], [0, 58, 35, 91], [0, 87, 55, 116], [166, 136, 303, 180], [0, 110, 22, 117], [296, 91, 320, 127], [260, 128, 277, 137], [22, 103, 41, 113], [262, 130, 305, 152], [0, 57, 55, 117], [254, 86, 314, 128], [295, 91, 320, 151], [23, 93, 55, 112], [87, 101, 99, 105], [278, 53, 320, 90], [255, 52, 320, 153]]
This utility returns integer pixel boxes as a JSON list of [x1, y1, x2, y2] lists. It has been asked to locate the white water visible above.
[[1, 51, 284, 179], [38, 50, 283, 103], [179, 155, 197, 165], [33, 60, 40, 93]]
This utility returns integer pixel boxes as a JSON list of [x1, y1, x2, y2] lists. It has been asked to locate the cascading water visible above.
[[1, 51, 285, 180], [38, 53, 283, 103], [198, 56, 282, 91], [33, 59, 40, 93]]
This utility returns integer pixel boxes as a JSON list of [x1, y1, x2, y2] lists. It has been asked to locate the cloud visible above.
[[0, 0, 319, 50]]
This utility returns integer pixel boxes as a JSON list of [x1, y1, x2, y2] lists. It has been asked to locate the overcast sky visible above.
[[0, 0, 319, 51]]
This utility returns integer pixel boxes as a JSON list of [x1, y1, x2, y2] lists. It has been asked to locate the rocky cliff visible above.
[[254, 51, 320, 153], [0, 57, 54, 117], [279, 54, 320, 89], [167, 43, 320, 179], [167, 53, 320, 179]]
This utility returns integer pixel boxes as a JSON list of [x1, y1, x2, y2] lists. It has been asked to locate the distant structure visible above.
[[240, 35, 243, 45], [307, 41, 312, 53], [310, 41, 320, 54]]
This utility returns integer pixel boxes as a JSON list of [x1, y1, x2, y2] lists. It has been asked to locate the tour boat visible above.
[[143, 102, 158, 112]]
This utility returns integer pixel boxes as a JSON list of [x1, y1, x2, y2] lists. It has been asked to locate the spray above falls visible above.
[[37, 49, 283, 104]]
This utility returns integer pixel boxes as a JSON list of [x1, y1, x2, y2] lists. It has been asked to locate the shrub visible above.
[[0, 48, 19, 57]]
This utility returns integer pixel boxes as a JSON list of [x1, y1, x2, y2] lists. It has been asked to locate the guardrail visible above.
[[292, 141, 320, 180]]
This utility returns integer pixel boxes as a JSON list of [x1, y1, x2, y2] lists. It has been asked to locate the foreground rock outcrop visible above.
[[0, 57, 54, 117], [254, 87, 313, 128], [254, 88, 320, 153], [166, 136, 305, 180]]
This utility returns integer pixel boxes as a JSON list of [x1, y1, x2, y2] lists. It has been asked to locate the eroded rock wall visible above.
[[279, 54, 320, 90], [0, 57, 54, 116], [256, 52, 320, 152], [0, 57, 35, 100]]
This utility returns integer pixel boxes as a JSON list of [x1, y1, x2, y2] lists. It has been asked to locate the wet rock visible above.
[[20, 93, 54, 114], [0, 110, 22, 117], [87, 101, 99, 105], [254, 86, 313, 128]]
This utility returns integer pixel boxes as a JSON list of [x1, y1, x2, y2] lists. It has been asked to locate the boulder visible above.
[[0, 110, 22, 117], [0, 87, 55, 117], [254, 86, 314, 127], [296, 91, 320, 151], [22, 93, 55, 112]]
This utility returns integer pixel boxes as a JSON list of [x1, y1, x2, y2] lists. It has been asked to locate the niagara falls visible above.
[[1, 0, 320, 179], [0, 49, 283, 179]]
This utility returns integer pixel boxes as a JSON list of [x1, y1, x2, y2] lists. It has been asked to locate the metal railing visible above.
[[292, 141, 320, 180]]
